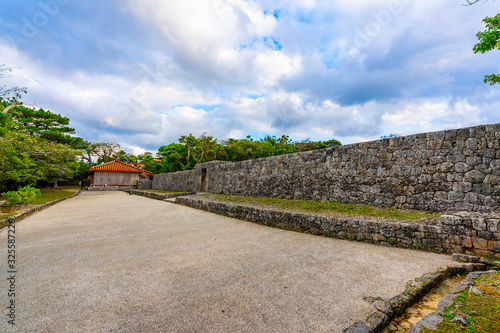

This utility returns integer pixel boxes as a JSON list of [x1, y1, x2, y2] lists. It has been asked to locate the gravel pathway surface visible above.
[[1, 191, 457, 332]]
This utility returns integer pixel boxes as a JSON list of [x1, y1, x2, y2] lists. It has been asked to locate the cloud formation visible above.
[[0, 0, 499, 152]]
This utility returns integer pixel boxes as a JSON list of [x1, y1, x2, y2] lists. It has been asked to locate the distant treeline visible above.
[[139, 134, 341, 174]]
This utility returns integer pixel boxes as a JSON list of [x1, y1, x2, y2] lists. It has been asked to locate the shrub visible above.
[[1, 185, 41, 205]]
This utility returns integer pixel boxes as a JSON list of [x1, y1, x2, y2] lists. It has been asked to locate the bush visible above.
[[1, 185, 41, 205]]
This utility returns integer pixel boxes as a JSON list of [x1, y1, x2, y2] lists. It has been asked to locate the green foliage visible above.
[[1, 98, 81, 190], [8, 105, 77, 144], [154, 133, 342, 174], [474, 14, 500, 85], [1, 185, 41, 205]]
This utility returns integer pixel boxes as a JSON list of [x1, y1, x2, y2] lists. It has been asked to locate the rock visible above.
[[344, 322, 371, 333], [366, 311, 388, 330], [440, 215, 462, 226], [451, 253, 479, 263], [372, 300, 393, 316], [416, 313, 444, 330], [469, 286, 484, 295], [450, 280, 473, 294], [435, 294, 458, 314], [451, 315, 470, 326]]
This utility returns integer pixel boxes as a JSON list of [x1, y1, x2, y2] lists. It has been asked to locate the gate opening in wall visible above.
[[201, 168, 207, 192]]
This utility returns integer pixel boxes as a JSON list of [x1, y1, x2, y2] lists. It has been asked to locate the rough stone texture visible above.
[[137, 179, 152, 189], [409, 314, 443, 332], [153, 123, 500, 213], [344, 322, 372, 333], [128, 189, 193, 200], [175, 195, 500, 259]]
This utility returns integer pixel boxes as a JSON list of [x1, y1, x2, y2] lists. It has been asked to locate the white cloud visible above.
[[1, 0, 499, 154]]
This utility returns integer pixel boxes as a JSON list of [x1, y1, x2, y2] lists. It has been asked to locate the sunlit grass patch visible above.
[[30, 188, 78, 205]]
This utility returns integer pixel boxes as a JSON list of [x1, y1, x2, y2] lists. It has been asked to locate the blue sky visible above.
[[1, 0, 499, 154]]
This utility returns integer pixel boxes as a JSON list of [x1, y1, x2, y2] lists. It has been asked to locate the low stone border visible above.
[[408, 269, 499, 333], [344, 263, 487, 333], [128, 189, 193, 200], [0, 190, 81, 229], [174, 196, 500, 259]]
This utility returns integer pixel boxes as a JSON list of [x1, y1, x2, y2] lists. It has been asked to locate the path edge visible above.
[[0, 190, 82, 229]]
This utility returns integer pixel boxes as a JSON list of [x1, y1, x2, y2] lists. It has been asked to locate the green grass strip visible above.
[[136, 189, 187, 194], [200, 194, 442, 221], [31, 188, 77, 205]]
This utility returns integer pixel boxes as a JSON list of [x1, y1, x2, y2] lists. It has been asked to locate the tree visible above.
[[474, 14, 500, 85], [191, 134, 220, 164], [178, 134, 197, 168], [0, 64, 26, 112], [92, 142, 121, 164], [8, 105, 79, 144], [157, 143, 187, 172], [462, 0, 491, 5]]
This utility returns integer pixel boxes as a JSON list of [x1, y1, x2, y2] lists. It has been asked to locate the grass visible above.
[[199, 194, 442, 221], [0, 212, 16, 220], [136, 189, 187, 194], [1, 187, 78, 219], [30, 187, 79, 205], [422, 272, 500, 333]]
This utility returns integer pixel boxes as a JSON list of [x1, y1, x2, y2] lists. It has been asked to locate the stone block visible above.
[[465, 138, 477, 150], [472, 237, 488, 250], [472, 217, 487, 231], [487, 219, 499, 232], [344, 322, 371, 333], [452, 182, 472, 193], [487, 240, 500, 252], [373, 234, 386, 242], [441, 215, 462, 226], [464, 170, 486, 183], [484, 174, 500, 185], [367, 311, 389, 330], [463, 236, 473, 248]]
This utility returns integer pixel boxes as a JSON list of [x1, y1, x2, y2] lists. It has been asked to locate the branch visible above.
[[1, 101, 20, 113], [462, 0, 486, 5]]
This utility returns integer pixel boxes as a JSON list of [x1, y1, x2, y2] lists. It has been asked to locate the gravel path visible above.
[[1, 191, 457, 332]]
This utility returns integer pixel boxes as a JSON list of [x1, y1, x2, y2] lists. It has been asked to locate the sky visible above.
[[0, 0, 499, 155]]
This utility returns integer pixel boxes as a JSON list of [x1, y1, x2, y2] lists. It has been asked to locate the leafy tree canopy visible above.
[[474, 13, 500, 85]]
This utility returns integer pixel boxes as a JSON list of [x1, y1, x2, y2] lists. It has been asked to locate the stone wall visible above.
[[137, 179, 152, 189], [152, 123, 500, 213], [152, 168, 201, 193]]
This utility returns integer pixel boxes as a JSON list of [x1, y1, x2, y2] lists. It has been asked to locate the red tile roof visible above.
[[90, 160, 153, 177]]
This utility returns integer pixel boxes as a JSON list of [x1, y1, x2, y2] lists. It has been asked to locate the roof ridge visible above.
[[89, 160, 153, 175]]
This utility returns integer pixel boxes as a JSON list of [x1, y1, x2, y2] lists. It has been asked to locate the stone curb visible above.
[[408, 269, 499, 333], [0, 190, 82, 229], [344, 263, 486, 333], [128, 189, 194, 201]]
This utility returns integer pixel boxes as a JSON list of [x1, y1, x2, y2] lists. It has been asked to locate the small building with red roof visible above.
[[89, 160, 153, 188]]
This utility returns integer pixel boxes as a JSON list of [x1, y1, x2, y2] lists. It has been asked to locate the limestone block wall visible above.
[[137, 179, 152, 189], [152, 123, 500, 213], [152, 169, 198, 192]]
